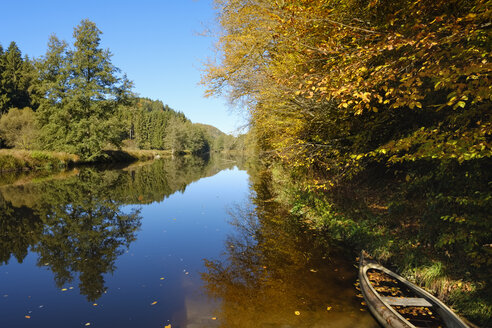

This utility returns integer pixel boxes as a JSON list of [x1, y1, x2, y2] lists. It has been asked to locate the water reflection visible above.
[[0, 155, 240, 303], [202, 170, 379, 328]]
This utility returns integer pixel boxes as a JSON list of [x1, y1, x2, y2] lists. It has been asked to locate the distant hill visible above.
[[194, 123, 228, 138]]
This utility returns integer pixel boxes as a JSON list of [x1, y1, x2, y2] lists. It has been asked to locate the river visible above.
[[0, 156, 378, 328]]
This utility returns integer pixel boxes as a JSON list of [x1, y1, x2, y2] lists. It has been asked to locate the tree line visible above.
[[0, 19, 242, 161]]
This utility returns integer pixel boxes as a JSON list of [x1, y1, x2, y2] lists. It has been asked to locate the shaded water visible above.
[[0, 156, 378, 328]]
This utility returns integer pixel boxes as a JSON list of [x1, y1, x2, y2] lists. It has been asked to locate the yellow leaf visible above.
[[61, 288, 68, 291], [25, 316, 31, 319], [85, 323, 91, 326], [211, 317, 217, 320], [93, 303, 98, 306], [151, 301, 158, 306], [160, 277, 165, 280], [295, 311, 301, 315], [327, 306, 332, 311], [164, 325, 172, 328]]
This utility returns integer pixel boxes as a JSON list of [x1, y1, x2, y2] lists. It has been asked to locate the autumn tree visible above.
[[204, 0, 491, 186]]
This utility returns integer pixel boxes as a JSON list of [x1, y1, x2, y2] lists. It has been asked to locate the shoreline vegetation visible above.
[[0, 148, 174, 173], [0, 148, 249, 173]]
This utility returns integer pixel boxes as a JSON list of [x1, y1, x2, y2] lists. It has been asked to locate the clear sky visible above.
[[0, 0, 246, 134]]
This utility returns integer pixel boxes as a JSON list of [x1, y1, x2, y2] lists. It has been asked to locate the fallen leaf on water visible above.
[[309, 269, 318, 273], [85, 323, 91, 326], [61, 288, 68, 291], [25, 316, 31, 319], [164, 324, 171, 328], [160, 277, 165, 280], [151, 301, 158, 306], [294, 311, 300, 316], [327, 306, 332, 311], [211, 317, 217, 320], [93, 303, 98, 306], [69, 287, 74, 290]]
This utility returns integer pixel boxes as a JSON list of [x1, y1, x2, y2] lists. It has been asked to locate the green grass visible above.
[[0, 148, 173, 173], [0, 149, 80, 172]]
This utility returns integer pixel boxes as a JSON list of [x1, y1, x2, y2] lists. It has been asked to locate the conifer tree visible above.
[[0, 44, 6, 113], [36, 35, 71, 150], [37, 20, 133, 160], [0, 42, 32, 113]]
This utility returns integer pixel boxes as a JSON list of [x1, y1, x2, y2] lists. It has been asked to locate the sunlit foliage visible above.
[[0, 107, 38, 149], [204, 0, 491, 183]]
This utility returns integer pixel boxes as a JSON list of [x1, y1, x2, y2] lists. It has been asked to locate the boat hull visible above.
[[358, 252, 470, 328]]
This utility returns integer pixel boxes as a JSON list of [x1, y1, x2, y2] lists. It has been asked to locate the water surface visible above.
[[0, 157, 378, 327]]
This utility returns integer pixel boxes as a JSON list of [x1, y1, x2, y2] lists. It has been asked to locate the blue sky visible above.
[[0, 0, 245, 134]]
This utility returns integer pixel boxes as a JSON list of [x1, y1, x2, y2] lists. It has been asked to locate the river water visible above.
[[0, 156, 378, 328]]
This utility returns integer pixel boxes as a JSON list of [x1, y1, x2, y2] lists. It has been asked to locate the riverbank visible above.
[[264, 159, 491, 327], [0, 149, 173, 173]]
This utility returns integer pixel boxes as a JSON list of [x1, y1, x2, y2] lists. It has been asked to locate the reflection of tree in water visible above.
[[0, 155, 244, 302], [202, 170, 377, 328], [32, 169, 142, 301], [116, 155, 210, 204], [0, 193, 42, 265], [0, 168, 142, 302]]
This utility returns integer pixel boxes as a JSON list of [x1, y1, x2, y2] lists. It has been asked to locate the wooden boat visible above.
[[358, 251, 470, 328]]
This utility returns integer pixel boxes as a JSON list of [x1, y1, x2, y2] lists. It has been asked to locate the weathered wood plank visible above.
[[382, 296, 433, 307]]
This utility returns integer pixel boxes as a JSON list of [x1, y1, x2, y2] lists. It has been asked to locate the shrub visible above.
[[0, 107, 39, 149]]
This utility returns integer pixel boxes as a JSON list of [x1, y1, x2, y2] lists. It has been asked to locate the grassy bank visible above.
[[266, 160, 491, 327], [0, 149, 173, 173]]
